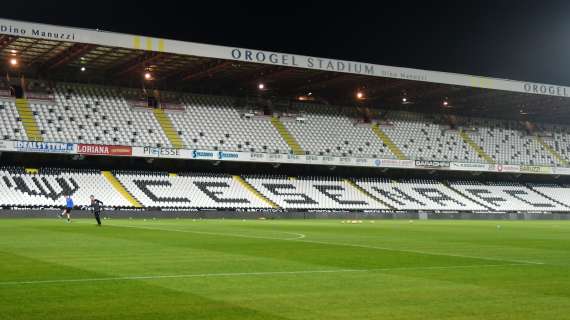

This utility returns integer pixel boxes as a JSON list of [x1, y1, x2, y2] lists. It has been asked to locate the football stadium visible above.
[[1, 14, 570, 319]]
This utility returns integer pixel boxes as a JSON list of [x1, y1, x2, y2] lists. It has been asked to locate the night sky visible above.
[[4, 0, 570, 85]]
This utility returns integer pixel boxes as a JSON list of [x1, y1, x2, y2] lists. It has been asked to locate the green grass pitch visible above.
[[1, 218, 570, 319]]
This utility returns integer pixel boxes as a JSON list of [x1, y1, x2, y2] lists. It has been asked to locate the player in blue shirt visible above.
[[60, 195, 74, 223]]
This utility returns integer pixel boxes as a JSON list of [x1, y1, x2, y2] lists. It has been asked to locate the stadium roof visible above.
[[2, 18, 570, 122]]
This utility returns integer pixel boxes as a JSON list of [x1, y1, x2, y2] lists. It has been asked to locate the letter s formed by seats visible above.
[[262, 183, 318, 205]]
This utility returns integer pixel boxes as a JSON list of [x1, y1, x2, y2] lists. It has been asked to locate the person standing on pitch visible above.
[[90, 195, 104, 226], [61, 195, 73, 223]]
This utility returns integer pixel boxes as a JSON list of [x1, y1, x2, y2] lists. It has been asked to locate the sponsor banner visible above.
[[216, 151, 241, 161], [554, 167, 570, 176], [321, 156, 337, 165], [0, 140, 14, 151], [495, 164, 520, 173], [249, 152, 268, 162], [374, 159, 415, 169], [191, 150, 217, 160], [338, 157, 354, 165], [450, 162, 491, 172], [188, 150, 250, 161], [304, 155, 321, 164], [135, 146, 186, 159], [4, 139, 566, 176], [265, 153, 284, 162], [353, 157, 370, 166], [14, 141, 74, 153], [414, 160, 450, 169], [286, 154, 304, 163], [77, 144, 132, 156], [519, 165, 554, 174]]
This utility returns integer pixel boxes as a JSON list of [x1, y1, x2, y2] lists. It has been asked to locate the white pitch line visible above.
[[0, 263, 533, 286], [111, 223, 544, 265], [282, 232, 306, 239], [110, 223, 306, 241], [291, 239, 546, 266]]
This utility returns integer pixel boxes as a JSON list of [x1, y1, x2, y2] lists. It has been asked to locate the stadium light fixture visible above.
[[258, 83, 265, 90], [9, 58, 18, 66]]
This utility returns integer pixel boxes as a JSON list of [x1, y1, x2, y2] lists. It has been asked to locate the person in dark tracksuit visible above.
[[90, 195, 104, 226]]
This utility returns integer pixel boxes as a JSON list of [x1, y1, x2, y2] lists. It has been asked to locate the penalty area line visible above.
[[0, 263, 533, 286], [107, 223, 307, 240], [110, 223, 544, 266], [291, 239, 546, 266]]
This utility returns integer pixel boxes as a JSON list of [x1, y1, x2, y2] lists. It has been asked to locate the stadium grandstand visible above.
[[1, 17, 570, 216], [4, 12, 570, 320]]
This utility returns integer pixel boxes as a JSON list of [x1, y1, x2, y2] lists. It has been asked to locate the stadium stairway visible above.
[[15, 98, 43, 141], [233, 175, 279, 208], [24, 168, 39, 174], [371, 124, 406, 160], [535, 135, 569, 166], [101, 171, 143, 208], [270, 116, 304, 155], [152, 108, 185, 148], [344, 179, 395, 210], [459, 130, 496, 164]]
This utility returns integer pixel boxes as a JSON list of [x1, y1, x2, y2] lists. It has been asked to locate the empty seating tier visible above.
[[1, 80, 570, 167], [0, 167, 570, 212]]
